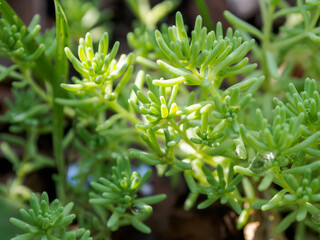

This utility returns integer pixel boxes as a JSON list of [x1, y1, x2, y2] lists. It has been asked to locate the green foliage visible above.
[[0, 15, 44, 64], [224, 1, 320, 88], [127, 23, 166, 64], [89, 157, 165, 233], [10, 192, 92, 240], [129, 75, 178, 124], [1, 0, 320, 239], [198, 164, 242, 213], [274, 78, 320, 127], [0, 88, 53, 201], [63, 32, 133, 101], [0, 88, 49, 131], [153, 12, 256, 88]]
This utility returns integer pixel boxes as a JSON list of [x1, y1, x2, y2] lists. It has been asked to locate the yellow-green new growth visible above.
[[63, 32, 133, 100], [129, 75, 178, 126]]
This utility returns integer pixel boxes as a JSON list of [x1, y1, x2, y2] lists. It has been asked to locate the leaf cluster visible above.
[[89, 157, 166, 233], [10, 192, 92, 240], [3, 0, 320, 239]]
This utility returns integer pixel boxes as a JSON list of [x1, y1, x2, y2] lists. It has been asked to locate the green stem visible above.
[[274, 168, 295, 195], [272, 33, 307, 49], [207, 79, 222, 101], [52, 66, 67, 202], [0, 0, 68, 202], [260, 1, 275, 92], [298, 0, 310, 28], [108, 100, 141, 125], [273, 4, 314, 20], [308, 7, 320, 30], [23, 69, 51, 103], [194, 0, 214, 30], [100, 128, 140, 136], [259, 0, 268, 25], [271, 7, 319, 50], [52, 84, 66, 202], [168, 118, 197, 150], [53, 0, 69, 202], [273, 6, 301, 20]]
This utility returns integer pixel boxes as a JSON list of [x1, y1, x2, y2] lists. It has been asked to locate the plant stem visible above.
[[108, 100, 141, 125], [23, 69, 51, 103], [53, 0, 69, 202], [194, 0, 214, 30], [274, 167, 295, 195], [52, 85, 66, 202], [271, 6, 320, 56], [273, 6, 307, 20], [308, 7, 320, 30], [168, 118, 197, 150], [272, 33, 307, 49], [260, 1, 275, 92]]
